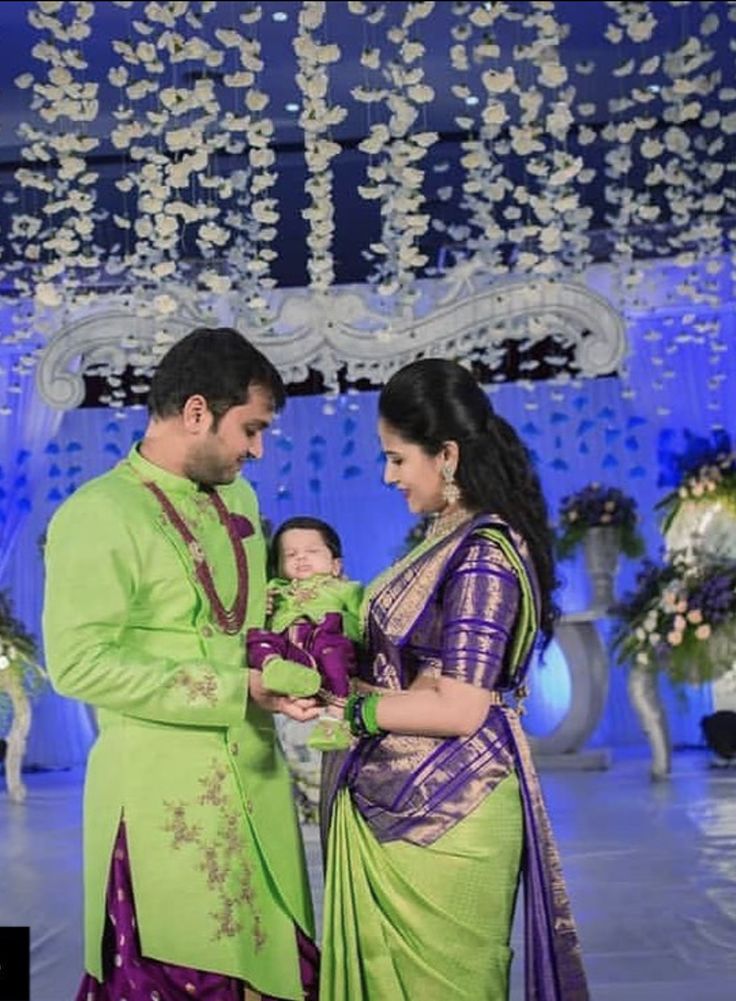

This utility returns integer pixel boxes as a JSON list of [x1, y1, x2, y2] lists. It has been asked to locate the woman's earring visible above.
[[441, 464, 460, 506]]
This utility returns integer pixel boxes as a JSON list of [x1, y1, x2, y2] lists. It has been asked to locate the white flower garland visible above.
[[293, 1, 346, 292], [351, 0, 438, 308], [214, 5, 279, 325], [14, 0, 100, 314]]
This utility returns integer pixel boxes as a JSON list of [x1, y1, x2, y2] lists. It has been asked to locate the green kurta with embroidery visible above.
[[268, 575, 364, 639], [42, 446, 314, 999]]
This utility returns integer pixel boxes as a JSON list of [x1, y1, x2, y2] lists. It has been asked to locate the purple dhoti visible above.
[[76, 822, 319, 1001]]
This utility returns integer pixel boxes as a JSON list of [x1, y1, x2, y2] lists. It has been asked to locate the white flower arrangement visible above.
[[3, 0, 734, 420], [658, 446, 736, 533], [0, 592, 46, 738], [612, 551, 736, 687]]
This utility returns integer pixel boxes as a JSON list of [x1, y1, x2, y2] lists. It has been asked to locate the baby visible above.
[[247, 516, 363, 749]]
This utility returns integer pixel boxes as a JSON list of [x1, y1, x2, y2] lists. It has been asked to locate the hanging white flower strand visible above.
[[600, 0, 662, 308], [449, 1, 512, 279], [353, 1, 438, 308], [14, 0, 100, 316], [518, 2, 589, 280], [106, 0, 217, 290], [293, 1, 347, 292], [214, 4, 280, 324]]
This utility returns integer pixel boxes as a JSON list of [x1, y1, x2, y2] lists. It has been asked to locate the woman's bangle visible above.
[[344, 693, 361, 734], [344, 692, 384, 738], [361, 692, 383, 736]]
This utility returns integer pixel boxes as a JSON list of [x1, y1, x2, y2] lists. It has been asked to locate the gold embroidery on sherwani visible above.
[[169, 666, 219, 706], [161, 760, 266, 949], [162, 802, 202, 847], [198, 759, 229, 806]]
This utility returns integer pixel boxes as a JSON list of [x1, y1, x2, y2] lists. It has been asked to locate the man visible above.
[[43, 328, 320, 1001]]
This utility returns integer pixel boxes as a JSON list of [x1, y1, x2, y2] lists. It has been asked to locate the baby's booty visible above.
[[307, 716, 353, 752], [263, 657, 321, 697]]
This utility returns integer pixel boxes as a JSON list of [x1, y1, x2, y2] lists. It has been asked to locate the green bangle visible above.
[[344, 692, 358, 724], [344, 693, 361, 732], [361, 692, 383, 736]]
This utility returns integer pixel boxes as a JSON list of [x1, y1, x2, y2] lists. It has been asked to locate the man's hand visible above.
[[248, 669, 321, 722], [265, 588, 276, 618]]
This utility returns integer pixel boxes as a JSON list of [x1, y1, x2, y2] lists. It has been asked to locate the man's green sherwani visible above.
[[42, 446, 314, 999]]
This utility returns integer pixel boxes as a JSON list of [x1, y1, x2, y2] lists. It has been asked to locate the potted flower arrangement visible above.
[[556, 483, 645, 610], [0, 591, 46, 802], [610, 550, 736, 778], [656, 431, 736, 534], [611, 552, 736, 686]]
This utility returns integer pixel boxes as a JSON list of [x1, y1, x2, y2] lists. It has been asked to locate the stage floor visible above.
[[2, 749, 735, 1001]]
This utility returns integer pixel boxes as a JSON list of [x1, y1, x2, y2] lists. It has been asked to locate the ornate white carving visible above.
[[35, 293, 211, 409], [35, 275, 627, 408]]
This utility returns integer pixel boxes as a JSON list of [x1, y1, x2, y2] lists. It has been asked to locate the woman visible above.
[[320, 359, 589, 1001]]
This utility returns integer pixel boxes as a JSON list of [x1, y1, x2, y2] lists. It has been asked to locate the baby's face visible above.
[[278, 528, 341, 581]]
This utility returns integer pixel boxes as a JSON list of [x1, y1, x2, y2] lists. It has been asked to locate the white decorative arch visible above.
[[35, 276, 627, 409]]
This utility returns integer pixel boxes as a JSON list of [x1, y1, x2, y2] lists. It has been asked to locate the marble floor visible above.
[[2, 749, 735, 1001]]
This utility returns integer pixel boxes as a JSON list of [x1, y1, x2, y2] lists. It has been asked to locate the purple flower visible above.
[[559, 484, 638, 529]]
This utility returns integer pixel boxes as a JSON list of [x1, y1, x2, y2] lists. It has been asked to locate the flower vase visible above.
[[582, 526, 619, 612], [627, 664, 671, 780]]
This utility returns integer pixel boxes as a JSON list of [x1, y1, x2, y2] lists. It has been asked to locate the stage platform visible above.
[[2, 749, 735, 1001]]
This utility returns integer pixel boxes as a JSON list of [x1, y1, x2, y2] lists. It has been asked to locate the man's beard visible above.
[[185, 445, 242, 487]]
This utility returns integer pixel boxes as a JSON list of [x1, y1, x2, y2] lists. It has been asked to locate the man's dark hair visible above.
[[148, 327, 286, 424]]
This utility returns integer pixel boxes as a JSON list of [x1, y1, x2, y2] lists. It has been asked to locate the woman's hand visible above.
[[353, 679, 383, 695], [248, 669, 321, 722], [373, 675, 492, 738]]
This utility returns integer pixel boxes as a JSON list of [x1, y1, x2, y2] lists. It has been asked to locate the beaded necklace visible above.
[[142, 478, 249, 635]]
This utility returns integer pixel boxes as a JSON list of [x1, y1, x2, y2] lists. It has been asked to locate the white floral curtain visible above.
[[0, 338, 63, 582], [0, 330, 95, 767]]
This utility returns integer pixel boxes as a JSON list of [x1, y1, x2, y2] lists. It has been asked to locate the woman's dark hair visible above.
[[379, 358, 558, 646], [269, 516, 343, 578], [148, 327, 286, 425]]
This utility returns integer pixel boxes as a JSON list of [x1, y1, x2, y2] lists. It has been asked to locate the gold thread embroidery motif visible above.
[[169, 667, 219, 706], [198, 761, 229, 806], [161, 761, 265, 949], [162, 802, 202, 847]]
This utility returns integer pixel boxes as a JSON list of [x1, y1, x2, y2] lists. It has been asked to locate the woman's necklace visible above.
[[359, 506, 475, 635], [425, 505, 474, 539], [142, 479, 249, 635]]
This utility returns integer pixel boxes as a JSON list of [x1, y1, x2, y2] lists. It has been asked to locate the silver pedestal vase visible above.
[[582, 526, 620, 612], [627, 664, 671, 780]]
